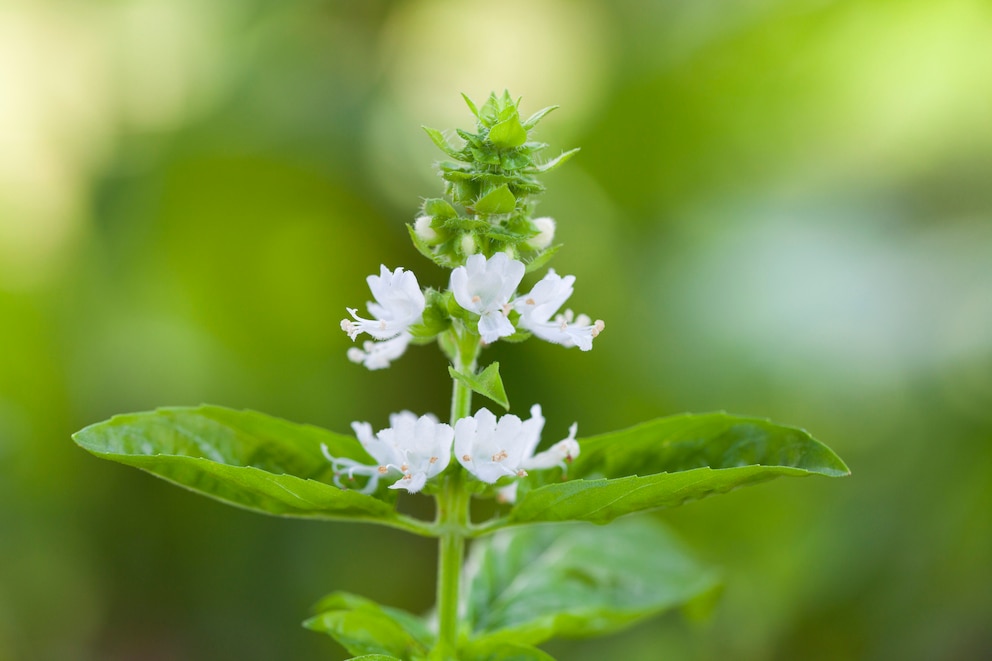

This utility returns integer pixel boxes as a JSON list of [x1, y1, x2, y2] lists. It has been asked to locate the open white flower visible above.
[[454, 405, 579, 484], [512, 269, 604, 351], [341, 266, 425, 369], [342, 265, 425, 341], [450, 253, 526, 343], [323, 412, 453, 494]]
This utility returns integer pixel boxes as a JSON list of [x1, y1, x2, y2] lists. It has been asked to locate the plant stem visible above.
[[434, 328, 478, 658]]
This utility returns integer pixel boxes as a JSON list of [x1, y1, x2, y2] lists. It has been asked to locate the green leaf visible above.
[[522, 245, 561, 273], [521, 105, 558, 130], [527, 148, 580, 174], [507, 413, 849, 525], [346, 656, 404, 661], [72, 406, 407, 526], [465, 519, 719, 647], [422, 198, 457, 219], [306, 591, 433, 658], [571, 412, 850, 479], [459, 640, 556, 661], [461, 92, 480, 118], [473, 185, 516, 215], [487, 113, 528, 149], [448, 362, 509, 410], [422, 126, 463, 159]]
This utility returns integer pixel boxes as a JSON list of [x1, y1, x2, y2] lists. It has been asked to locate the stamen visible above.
[[491, 449, 508, 462], [429, 456, 438, 464], [592, 319, 605, 337], [526, 298, 535, 305], [516, 469, 528, 477], [462, 454, 472, 462], [377, 466, 389, 474], [471, 295, 481, 303]]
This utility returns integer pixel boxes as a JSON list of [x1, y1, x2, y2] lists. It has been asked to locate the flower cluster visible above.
[[341, 253, 604, 369], [323, 405, 578, 499]]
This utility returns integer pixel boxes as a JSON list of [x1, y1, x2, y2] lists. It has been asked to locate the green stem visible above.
[[434, 328, 479, 658]]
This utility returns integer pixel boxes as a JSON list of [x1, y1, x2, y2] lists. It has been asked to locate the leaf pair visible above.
[[72, 406, 848, 532]]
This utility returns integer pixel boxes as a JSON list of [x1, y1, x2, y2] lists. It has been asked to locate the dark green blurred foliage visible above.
[[2, 0, 991, 660]]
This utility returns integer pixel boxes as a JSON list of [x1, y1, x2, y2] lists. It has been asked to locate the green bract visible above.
[[71, 91, 849, 661]]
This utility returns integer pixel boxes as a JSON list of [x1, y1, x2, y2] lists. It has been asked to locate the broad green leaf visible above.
[[507, 413, 849, 525], [473, 185, 516, 215], [459, 640, 556, 661], [347, 656, 403, 661], [72, 406, 403, 525], [527, 148, 579, 174], [488, 113, 528, 149], [423, 126, 463, 159], [449, 362, 509, 410], [306, 591, 432, 658], [571, 412, 849, 479], [521, 105, 558, 130], [465, 519, 719, 647]]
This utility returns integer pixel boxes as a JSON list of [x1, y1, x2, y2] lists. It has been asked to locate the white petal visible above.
[[346, 334, 412, 370], [390, 471, 428, 493], [523, 423, 580, 470], [513, 270, 574, 326], [450, 254, 526, 331], [478, 309, 516, 343]]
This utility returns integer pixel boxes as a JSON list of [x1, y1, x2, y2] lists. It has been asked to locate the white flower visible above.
[[454, 405, 579, 484], [512, 269, 604, 351], [323, 412, 453, 494], [342, 266, 425, 341], [450, 253, 526, 343], [341, 266, 425, 369], [346, 333, 412, 370]]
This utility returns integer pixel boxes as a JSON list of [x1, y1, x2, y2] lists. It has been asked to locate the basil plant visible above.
[[74, 91, 849, 661]]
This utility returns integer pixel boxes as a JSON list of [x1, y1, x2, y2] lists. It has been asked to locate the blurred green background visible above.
[[2, 0, 991, 659]]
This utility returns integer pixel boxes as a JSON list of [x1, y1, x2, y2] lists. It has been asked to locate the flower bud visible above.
[[414, 215, 439, 243], [527, 217, 556, 250], [460, 233, 477, 256]]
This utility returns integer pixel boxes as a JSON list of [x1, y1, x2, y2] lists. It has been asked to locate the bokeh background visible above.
[[2, 0, 992, 659]]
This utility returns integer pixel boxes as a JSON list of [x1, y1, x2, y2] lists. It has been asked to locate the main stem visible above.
[[435, 329, 478, 657]]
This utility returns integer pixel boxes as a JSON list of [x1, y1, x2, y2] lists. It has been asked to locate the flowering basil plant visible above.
[[73, 91, 849, 661]]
